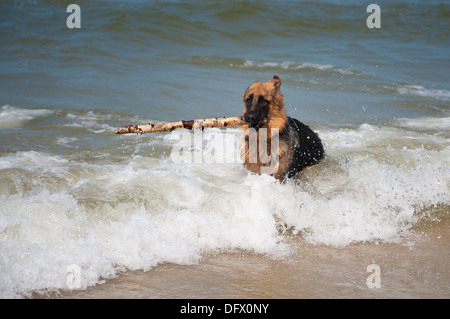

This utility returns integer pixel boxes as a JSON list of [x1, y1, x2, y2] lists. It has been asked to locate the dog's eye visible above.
[[259, 97, 268, 105], [245, 96, 252, 103]]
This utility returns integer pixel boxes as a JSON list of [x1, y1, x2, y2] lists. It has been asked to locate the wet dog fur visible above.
[[240, 75, 324, 181]]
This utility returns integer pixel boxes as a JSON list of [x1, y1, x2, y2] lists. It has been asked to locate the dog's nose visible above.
[[244, 113, 257, 123]]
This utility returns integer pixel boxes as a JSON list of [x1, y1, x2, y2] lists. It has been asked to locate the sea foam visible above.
[[396, 84, 450, 101], [242, 59, 356, 75], [0, 105, 54, 129], [0, 121, 448, 298]]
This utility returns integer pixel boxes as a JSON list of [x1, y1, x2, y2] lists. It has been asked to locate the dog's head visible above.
[[242, 75, 284, 128]]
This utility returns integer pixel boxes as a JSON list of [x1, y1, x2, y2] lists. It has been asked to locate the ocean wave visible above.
[[396, 84, 450, 101], [56, 137, 79, 146], [0, 123, 449, 298], [185, 56, 358, 76], [0, 105, 54, 129], [395, 116, 450, 132], [241, 59, 357, 75], [63, 111, 117, 134]]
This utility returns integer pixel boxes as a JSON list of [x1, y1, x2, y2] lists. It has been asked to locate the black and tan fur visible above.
[[240, 75, 324, 180]]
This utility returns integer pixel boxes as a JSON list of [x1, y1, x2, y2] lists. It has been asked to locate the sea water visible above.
[[0, 0, 449, 298]]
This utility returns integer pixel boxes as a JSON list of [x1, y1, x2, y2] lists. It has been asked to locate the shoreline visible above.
[[39, 219, 449, 299]]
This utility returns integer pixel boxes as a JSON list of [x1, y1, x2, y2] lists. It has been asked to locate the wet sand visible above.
[[50, 218, 449, 299]]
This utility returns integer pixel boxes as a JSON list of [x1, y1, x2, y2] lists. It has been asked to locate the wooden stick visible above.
[[115, 116, 245, 134]]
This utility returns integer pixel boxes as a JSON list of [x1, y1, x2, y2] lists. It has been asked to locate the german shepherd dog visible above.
[[240, 75, 324, 181]]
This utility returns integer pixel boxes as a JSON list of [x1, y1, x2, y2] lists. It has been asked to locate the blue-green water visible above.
[[0, 0, 449, 298]]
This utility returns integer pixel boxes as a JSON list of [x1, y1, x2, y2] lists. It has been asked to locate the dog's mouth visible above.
[[243, 112, 268, 130], [246, 120, 267, 130]]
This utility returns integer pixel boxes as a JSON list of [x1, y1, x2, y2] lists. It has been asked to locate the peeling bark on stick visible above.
[[115, 116, 245, 134]]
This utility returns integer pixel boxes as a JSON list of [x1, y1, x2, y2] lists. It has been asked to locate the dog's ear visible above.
[[269, 75, 282, 90]]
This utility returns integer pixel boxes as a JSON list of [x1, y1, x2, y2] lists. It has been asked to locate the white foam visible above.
[[242, 59, 356, 75], [63, 111, 116, 134], [0, 151, 68, 171], [397, 84, 450, 101], [56, 137, 79, 146], [395, 117, 450, 132], [0, 122, 449, 297], [0, 105, 54, 129]]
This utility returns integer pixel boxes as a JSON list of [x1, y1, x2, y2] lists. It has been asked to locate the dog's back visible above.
[[281, 117, 324, 179]]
